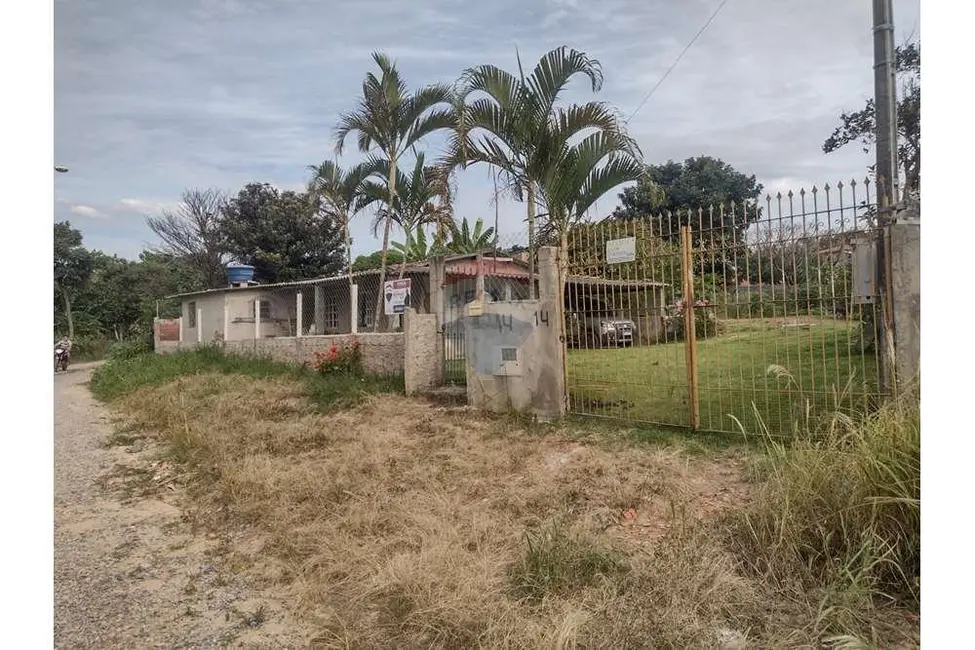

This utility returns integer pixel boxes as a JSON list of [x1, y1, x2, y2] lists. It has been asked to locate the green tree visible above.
[[445, 217, 497, 254], [80, 253, 144, 341], [823, 42, 920, 196], [612, 156, 763, 244], [218, 182, 345, 283], [335, 52, 454, 329], [306, 160, 373, 284], [351, 249, 405, 272], [450, 46, 618, 298], [54, 221, 94, 339], [357, 152, 454, 276]]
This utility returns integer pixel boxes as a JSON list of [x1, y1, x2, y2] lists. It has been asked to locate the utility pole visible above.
[[872, 0, 898, 395], [873, 0, 899, 207]]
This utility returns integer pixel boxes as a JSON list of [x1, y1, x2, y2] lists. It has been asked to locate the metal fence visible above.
[[562, 179, 886, 435], [177, 270, 418, 348]]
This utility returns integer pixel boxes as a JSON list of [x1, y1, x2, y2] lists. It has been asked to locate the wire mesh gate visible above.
[[563, 180, 887, 436]]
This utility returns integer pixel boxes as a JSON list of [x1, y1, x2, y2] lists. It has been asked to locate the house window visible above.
[[323, 302, 338, 331], [250, 299, 271, 320], [187, 301, 196, 328], [360, 301, 375, 328]]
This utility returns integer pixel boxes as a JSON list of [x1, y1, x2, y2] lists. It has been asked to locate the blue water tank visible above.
[[226, 264, 255, 284]]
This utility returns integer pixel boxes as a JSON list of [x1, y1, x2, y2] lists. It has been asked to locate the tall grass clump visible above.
[[509, 519, 628, 601], [727, 371, 919, 639], [90, 345, 402, 410]]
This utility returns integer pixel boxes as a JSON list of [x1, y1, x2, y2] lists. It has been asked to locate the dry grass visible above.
[[113, 373, 769, 648], [110, 372, 918, 649]]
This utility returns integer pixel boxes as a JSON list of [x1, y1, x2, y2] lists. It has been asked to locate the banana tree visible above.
[[391, 227, 432, 262], [448, 46, 621, 298], [335, 52, 455, 330], [446, 217, 497, 254]]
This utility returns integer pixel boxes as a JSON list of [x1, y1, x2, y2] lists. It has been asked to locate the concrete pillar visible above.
[[254, 299, 261, 339], [888, 202, 920, 393], [314, 285, 325, 335], [404, 308, 441, 394], [350, 283, 359, 334], [296, 292, 303, 337], [223, 296, 230, 342], [197, 307, 203, 344], [536, 246, 566, 418], [475, 252, 485, 300]]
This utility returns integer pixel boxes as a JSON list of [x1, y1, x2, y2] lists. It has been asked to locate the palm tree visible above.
[[538, 130, 646, 280], [306, 160, 372, 287], [357, 152, 454, 277], [449, 46, 623, 297], [446, 217, 497, 254], [335, 52, 455, 329]]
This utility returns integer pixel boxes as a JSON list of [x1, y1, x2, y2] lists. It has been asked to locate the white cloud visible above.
[[53, 0, 921, 261], [70, 205, 107, 219], [117, 198, 181, 215]]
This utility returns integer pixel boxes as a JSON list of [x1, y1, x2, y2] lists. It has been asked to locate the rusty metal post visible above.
[[681, 226, 701, 430]]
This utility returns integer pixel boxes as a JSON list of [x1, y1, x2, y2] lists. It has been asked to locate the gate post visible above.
[[429, 255, 446, 385], [887, 200, 920, 394], [680, 226, 701, 430]]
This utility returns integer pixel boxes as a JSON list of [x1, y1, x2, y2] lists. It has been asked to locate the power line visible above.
[[626, 0, 731, 123]]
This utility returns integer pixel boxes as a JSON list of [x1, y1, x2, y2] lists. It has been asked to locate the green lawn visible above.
[[567, 318, 882, 436]]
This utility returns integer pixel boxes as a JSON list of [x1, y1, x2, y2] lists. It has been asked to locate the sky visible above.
[[53, 0, 920, 261]]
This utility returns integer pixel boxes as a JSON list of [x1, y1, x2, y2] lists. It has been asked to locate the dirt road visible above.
[[53, 365, 309, 649]]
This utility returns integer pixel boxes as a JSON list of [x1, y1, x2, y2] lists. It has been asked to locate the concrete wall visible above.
[[888, 201, 920, 392], [183, 293, 224, 343], [462, 298, 564, 418], [403, 309, 441, 394], [155, 333, 405, 376], [462, 247, 566, 420]]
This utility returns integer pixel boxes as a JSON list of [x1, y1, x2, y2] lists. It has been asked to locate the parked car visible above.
[[568, 313, 637, 348]]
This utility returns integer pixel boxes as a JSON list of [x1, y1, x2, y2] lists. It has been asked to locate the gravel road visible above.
[[53, 364, 310, 649]]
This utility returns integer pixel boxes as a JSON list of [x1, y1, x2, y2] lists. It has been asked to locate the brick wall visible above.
[[155, 334, 405, 376]]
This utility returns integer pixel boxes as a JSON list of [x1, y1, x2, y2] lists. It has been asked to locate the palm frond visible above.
[[525, 47, 604, 117]]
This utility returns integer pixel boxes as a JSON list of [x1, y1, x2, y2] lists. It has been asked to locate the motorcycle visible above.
[[54, 346, 69, 372]]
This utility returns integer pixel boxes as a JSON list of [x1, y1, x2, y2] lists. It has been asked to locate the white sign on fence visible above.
[[383, 278, 412, 315], [606, 236, 636, 264]]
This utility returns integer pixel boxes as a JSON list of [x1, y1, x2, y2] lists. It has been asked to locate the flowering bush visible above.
[[312, 339, 362, 375], [663, 298, 721, 340]]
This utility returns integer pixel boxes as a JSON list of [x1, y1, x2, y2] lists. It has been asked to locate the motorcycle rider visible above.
[[55, 336, 73, 363]]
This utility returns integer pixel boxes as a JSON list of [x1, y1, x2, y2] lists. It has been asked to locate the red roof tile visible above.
[[445, 258, 530, 281]]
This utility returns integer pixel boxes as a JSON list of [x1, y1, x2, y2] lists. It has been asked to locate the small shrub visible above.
[[67, 336, 112, 362], [312, 339, 362, 375], [664, 299, 721, 340], [107, 339, 152, 361]]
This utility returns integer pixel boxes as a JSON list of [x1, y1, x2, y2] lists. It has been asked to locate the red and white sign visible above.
[[383, 278, 412, 315]]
